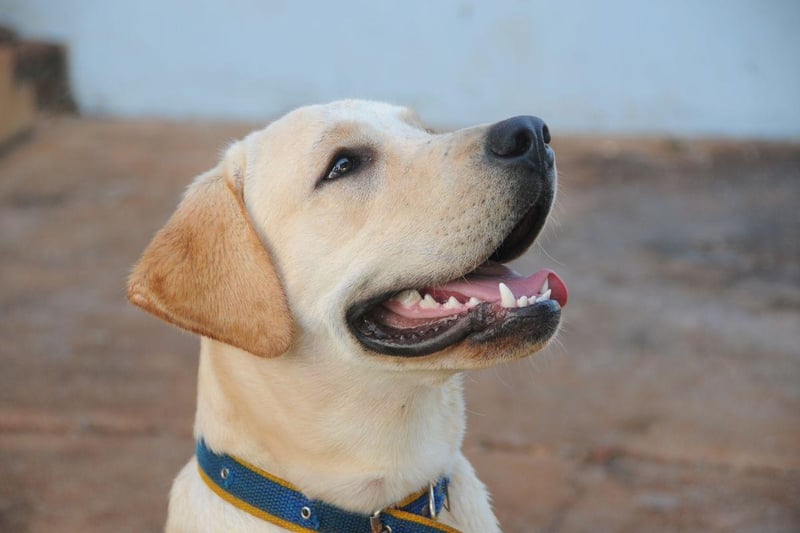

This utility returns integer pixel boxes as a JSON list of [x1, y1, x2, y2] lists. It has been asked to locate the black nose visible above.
[[486, 115, 554, 172]]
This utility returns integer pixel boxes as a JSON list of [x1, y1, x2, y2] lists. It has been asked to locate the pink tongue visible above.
[[383, 264, 568, 320], [439, 265, 563, 301]]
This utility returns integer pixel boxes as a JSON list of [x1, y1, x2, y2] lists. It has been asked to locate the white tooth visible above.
[[499, 283, 516, 308], [394, 289, 421, 306], [466, 297, 481, 308], [536, 289, 552, 303], [517, 296, 529, 307], [540, 278, 549, 294], [444, 296, 461, 309], [419, 294, 440, 309]]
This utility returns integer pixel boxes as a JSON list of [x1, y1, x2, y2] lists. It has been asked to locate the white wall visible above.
[[2, 0, 798, 138]]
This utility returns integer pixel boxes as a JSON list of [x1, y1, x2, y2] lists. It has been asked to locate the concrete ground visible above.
[[1, 116, 798, 532]]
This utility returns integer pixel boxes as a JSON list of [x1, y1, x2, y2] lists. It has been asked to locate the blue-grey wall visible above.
[[3, 0, 798, 137]]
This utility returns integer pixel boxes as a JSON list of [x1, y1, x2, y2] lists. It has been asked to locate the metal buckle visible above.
[[370, 510, 392, 533], [428, 482, 437, 519]]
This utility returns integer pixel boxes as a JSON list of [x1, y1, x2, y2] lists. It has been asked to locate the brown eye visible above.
[[326, 155, 358, 180]]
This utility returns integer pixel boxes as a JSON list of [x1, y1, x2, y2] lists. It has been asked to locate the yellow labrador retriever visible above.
[[128, 100, 567, 533]]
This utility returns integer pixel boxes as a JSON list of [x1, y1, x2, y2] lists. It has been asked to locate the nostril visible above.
[[505, 131, 533, 158], [542, 124, 551, 145]]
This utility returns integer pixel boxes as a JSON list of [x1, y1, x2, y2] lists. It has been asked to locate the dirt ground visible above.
[[1, 116, 798, 533]]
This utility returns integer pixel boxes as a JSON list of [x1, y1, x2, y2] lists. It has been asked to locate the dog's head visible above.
[[128, 100, 567, 370]]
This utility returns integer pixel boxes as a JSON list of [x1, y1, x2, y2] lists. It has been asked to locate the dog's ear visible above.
[[127, 143, 293, 357]]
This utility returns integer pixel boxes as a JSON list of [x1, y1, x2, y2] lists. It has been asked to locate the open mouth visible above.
[[347, 202, 568, 357]]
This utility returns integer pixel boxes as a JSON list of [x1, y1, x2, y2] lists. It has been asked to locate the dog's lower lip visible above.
[[348, 298, 561, 357], [347, 299, 555, 357]]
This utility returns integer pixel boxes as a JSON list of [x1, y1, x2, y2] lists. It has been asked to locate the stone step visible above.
[[0, 44, 36, 147]]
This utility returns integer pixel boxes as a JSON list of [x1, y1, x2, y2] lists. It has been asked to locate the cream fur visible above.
[[130, 100, 559, 532]]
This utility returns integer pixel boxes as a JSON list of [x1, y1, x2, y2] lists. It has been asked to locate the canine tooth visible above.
[[466, 297, 481, 308], [444, 296, 460, 309], [419, 294, 440, 309], [517, 296, 529, 307], [394, 289, 421, 306], [499, 283, 516, 308], [540, 278, 549, 294], [535, 289, 552, 303]]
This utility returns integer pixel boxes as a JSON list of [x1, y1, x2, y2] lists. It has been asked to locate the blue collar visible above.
[[196, 439, 458, 533]]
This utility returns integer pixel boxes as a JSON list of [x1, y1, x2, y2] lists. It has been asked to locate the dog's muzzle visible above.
[[346, 114, 566, 358]]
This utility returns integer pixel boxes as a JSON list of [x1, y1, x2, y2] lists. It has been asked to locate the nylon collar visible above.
[[196, 439, 459, 533]]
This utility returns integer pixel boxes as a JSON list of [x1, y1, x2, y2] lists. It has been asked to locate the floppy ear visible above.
[[127, 145, 293, 357]]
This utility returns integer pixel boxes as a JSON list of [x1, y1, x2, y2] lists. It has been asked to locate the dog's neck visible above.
[[193, 338, 466, 514]]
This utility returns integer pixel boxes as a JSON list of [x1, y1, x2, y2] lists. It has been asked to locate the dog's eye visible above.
[[325, 155, 359, 180]]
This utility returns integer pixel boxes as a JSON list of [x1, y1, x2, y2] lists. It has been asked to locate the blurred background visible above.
[[0, 1, 798, 532]]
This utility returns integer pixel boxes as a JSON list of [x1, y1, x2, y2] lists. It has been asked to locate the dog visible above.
[[128, 100, 567, 532]]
